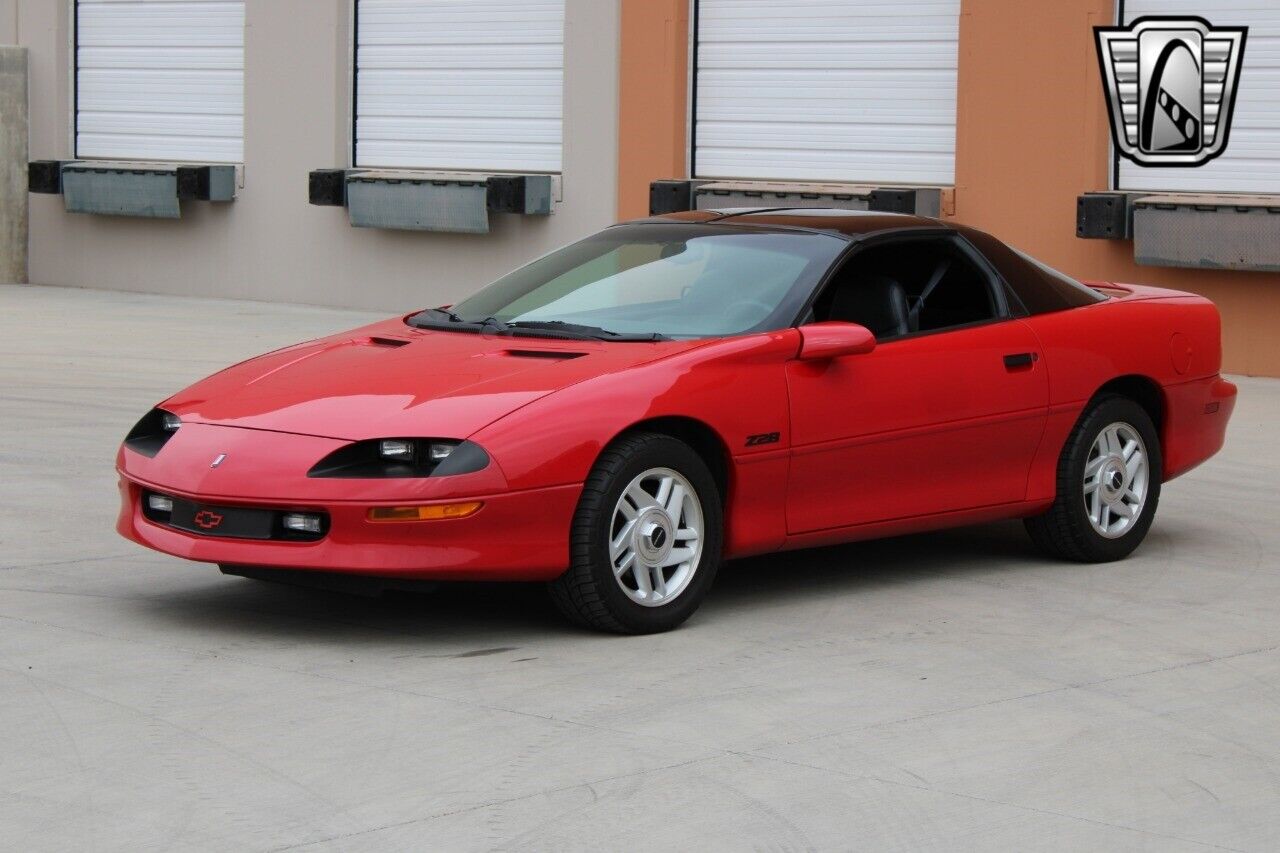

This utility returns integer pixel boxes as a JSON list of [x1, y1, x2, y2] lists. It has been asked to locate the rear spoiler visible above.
[[1081, 281, 1198, 301]]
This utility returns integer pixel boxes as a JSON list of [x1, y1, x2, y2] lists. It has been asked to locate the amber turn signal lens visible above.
[[367, 502, 483, 522]]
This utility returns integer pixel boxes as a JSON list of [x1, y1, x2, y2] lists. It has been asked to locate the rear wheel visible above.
[[1025, 395, 1162, 562], [549, 432, 723, 634]]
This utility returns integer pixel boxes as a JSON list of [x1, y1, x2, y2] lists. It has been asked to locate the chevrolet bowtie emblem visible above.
[[1095, 16, 1247, 167], [210, 453, 227, 468]]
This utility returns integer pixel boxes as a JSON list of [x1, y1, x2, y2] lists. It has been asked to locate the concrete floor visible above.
[[1, 283, 1278, 852]]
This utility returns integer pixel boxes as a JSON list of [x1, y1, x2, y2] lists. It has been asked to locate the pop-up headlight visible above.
[[123, 408, 184, 458], [308, 439, 487, 478], [379, 439, 415, 460]]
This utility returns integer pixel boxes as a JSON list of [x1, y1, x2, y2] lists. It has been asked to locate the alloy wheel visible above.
[[609, 467, 704, 607], [1083, 421, 1149, 539]]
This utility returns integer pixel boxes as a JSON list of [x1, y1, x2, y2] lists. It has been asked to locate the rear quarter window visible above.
[[957, 226, 1106, 315]]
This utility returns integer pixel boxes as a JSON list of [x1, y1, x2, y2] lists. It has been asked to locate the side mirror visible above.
[[798, 322, 877, 360]]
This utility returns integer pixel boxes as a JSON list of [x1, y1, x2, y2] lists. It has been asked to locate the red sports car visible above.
[[117, 209, 1236, 633]]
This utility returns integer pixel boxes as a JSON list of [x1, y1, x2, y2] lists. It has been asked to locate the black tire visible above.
[[548, 431, 723, 634], [1025, 395, 1162, 562]]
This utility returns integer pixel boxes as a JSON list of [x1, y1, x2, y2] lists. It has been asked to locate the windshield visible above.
[[420, 223, 847, 340]]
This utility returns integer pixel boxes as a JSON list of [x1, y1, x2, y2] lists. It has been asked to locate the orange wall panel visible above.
[[617, 0, 688, 220]]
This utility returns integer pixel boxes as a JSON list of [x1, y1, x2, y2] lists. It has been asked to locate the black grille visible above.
[[143, 492, 327, 542]]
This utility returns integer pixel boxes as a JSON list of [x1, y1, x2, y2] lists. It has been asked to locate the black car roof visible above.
[[633, 207, 1106, 316], [638, 207, 945, 238]]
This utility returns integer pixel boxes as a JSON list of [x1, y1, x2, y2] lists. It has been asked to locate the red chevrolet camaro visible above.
[[117, 209, 1236, 633]]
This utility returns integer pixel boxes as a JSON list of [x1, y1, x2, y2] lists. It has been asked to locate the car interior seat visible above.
[[827, 274, 911, 339]]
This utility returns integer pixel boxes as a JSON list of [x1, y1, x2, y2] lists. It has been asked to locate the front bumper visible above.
[[114, 418, 583, 579], [117, 476, 581, 581]]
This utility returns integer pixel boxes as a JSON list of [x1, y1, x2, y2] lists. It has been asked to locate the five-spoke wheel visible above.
[[1026, 394, 1162, 562], [1083, 422, 1150, 539], [549, 432, 723, 634], [609, 467, 704, 607]]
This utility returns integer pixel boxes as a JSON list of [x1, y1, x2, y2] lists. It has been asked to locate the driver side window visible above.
[[811, 238, 1001, 340]]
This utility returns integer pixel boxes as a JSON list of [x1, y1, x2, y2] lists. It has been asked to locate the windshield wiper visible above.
[[502, 320, 670, 342], [408, 308, 505, 331], [414, 307, 467, 324], [408, 311, 667, 341]]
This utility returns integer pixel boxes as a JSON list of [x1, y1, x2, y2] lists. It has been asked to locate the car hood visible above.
[[163, 317, 705, 441]]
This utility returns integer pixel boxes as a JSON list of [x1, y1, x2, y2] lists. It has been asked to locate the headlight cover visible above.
[[123, 408, 182, 458], [307, 439, 490, 479]]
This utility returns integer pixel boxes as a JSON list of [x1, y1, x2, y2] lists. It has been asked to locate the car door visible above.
[[784, 234, 1049, 534]]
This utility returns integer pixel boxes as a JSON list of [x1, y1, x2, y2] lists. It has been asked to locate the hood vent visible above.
[[504, 349, 586, 360], [366, 336, 411, 348]]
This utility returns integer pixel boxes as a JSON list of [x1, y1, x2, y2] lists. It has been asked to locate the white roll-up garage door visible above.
[[1118, 1, 1280, 193], [694, 0, 960, 185], [75, 0, 244, 163], [355, 0, 565, 172]]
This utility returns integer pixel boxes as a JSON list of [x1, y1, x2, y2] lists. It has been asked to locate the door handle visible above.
[[1003, 352, 1038, 370]]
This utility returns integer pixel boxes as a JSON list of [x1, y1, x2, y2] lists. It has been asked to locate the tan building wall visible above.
[[16, 0, 620, 312], [616, 0, 1280, 377]]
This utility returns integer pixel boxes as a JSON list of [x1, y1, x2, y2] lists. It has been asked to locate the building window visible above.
[[75, 0, 245, 163], [353, 0, 565, 173], [692, 0, 960, 185], [1117, 2, 1280, 194]]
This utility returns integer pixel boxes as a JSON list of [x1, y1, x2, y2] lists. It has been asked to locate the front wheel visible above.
[[548, 432, 723, 634], [1025, 395, 1162, 562]]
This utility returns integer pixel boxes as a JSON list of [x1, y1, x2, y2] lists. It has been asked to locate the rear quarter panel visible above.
[[1023, 293, 1228, 498]]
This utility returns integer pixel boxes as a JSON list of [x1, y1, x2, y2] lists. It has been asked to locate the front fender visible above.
[[471, 329, 800, 558]]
